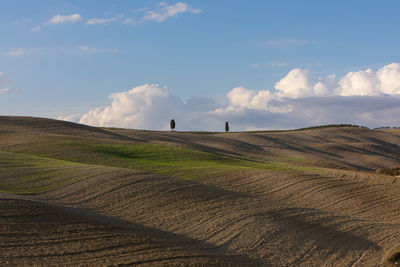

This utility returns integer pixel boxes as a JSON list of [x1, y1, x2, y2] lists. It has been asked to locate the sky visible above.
[[2, 0, 400, 131]]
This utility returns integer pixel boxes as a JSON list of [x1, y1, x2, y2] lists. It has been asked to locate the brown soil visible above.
[[2, 116, 400, 266]]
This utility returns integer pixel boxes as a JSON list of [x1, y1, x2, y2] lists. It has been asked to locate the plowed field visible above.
[[1, 116, 400, 266]]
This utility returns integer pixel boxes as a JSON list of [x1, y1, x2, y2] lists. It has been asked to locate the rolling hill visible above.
[[1, 116, 400, 266]]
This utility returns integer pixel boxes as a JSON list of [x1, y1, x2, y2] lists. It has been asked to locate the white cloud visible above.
[[60, 63, 400, 131], [376, 63, 400, 95], [227, 87, 256, 108], [143, 2, 202, 22], [211, 94, 400, 130], [69, 84, 292, 131], [337, 69, 380, 96], [78, 84, 186, 129], [275, 69, 336, 98], [86, 17, 118, 25], [249, 64, 259, 68], [46, 14, 82, 25], [275, 63, 400, 98], [221, 87, 292, 113]]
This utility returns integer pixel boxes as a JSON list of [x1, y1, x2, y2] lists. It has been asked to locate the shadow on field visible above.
[[0, 194, 263, 266]]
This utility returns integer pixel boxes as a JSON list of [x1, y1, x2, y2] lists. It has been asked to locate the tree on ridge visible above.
[[170, 119, 175, 131]]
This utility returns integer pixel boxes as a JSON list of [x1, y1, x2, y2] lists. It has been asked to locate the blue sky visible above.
[[2, 1, 400, 130]]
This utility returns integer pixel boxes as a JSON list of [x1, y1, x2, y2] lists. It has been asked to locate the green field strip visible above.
[[0, 151, 109, 194], [58, 142, 321, 180]]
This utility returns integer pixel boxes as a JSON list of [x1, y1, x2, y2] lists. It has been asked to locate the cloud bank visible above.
[[59, 63, 400, 131], [274, 63, 400, 98]]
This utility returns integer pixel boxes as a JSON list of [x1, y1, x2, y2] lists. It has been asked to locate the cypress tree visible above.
[[225, 121, 229, 132], [170, 119, 175, 131]]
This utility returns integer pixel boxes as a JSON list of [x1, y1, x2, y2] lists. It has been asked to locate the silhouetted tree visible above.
[[170, 119, 175, 131], [225, 121, 229, 132]]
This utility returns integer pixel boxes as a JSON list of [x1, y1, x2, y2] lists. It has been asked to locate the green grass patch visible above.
[[0, 151, 107, 194], [0, 142, 321, 195], [60, 142, 319, 180]]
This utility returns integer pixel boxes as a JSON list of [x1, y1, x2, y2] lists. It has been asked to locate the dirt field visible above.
[[1, 116, 400, 266]]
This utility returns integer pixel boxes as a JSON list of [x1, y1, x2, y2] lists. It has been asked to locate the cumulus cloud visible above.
[[221, 86, 291, 113], [143, 2, 202, 22], [336, 63, 400, 96], [275, 63, 400, 98], [78, 84, 187, 130], [337, 69, 380, 96], [63, 84, 220, 131], [46, 14, 82, 25], [60, 63, 400, 131], [377, 63, 400, 95], [226, 87, 256, 108], [211, 93, 400, 130], [275, 69, 336, 98]]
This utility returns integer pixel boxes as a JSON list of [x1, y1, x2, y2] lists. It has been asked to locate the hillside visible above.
[[1, 116, 400, 266]]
